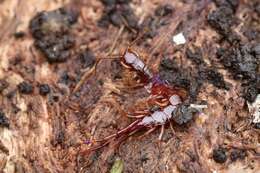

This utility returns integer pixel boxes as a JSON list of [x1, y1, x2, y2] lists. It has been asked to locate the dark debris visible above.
[[160, 46, 229, 103], [186, 46, 204, 65], [207, 4, 240, 43], [0, 79, 9, 93], [243, 81, 259, 103], [58, 71, 75, 86], [207, 6, 234, 34], [78, 49, 96, 69], [159, 58, 202, 102], [29, 7, 78, 63], [0, 111, 9, 128], [14, 31, 26, 39], [218, 44, 259, 102], [159, 58, 191, 90], [243, 1, 260, 41], [51, 130, 65, 147], [212, 147, 227, 163], [254, 122, 260, 129], [208, 1, 259, 103], [172, 104, 198, 125], [39, 84, 51, 96], [213, 0, 239, 12], [198, 68, 228, 89], [30, 7, 78, 38], [230, 149, 247, 162], [154, 4, 174, 17], [17, 81, 33, 94], [220, 44, 258, 80], [98, 0, 138, 30], [186, 46, 228, 90], [140, 4, 174, 39]]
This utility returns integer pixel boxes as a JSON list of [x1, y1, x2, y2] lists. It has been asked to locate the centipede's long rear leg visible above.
[[102, 97, 150, 119], [95, 119, 141, 142], [158, 125, 165, 141], [124, 109, 150, 119], [137, 126, 157, 139], [86, 119, 143, 151]]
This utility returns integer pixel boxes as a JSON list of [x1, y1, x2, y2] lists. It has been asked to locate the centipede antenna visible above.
[[127, 28, 150, 49], [100, 55, 122, 59], [72, 65, 97, 93], [108, 25, 125, 55], [72, 56, 122, 93], [94, 54, 124, 74], [120, 15, 137, 34]]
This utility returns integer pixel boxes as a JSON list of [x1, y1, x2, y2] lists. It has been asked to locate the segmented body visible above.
[[85, 48, 188, 151], [139, 94, 182, 125], [121, 48, 153, 83], [86, 93, 185, 151]]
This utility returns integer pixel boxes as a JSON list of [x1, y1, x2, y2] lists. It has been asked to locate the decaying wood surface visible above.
[[0, 0, 259, 173]]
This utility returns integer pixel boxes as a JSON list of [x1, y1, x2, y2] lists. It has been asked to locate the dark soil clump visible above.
[[230, 149, 247, 162], [172, 104, 198, 125], [219, 44, 258, 80], [159, 58, 202, 102], [14, 31, 26, 39], [207, 6, 234, 34], [160, 46, 229, 103], [254, 122, 260, 129], [186, 46, 204, 65], [141, 4, 174, 39], [29, 7, 78, 63], [212, 147, 227, 163], [58, 71, 76, 86], [213, 0, 239, 12], [198, 68, 228, 89], [0, 111, 9, 128], [98, 0, 138, 30], [243, 1, 260, 41], [0, 79, 9, 93], [207, 3, 239, 43], [154, 4, 174, 17], [218, 44, 259, 102], [186, 46, 228, 90], [159, 58, 191, 90], [78, 49, 96, 69], [17, 81, 33, 94], [243, 81, 259, 103], [39, 84, 51, 96], [208, 1, 259, 103]]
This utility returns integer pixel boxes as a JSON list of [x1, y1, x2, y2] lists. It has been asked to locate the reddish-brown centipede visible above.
[[82, 41, 193, 152]]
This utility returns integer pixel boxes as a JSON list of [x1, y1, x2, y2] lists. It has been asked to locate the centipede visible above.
[[79, 34, 200, 153]]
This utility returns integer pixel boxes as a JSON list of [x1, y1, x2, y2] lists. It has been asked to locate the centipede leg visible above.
[[125, 109, 150, 119], [89, 121, 145, 151], [124, 114, 147, 119], [95, 119, 141, 142], [137, 126, 157, 139], [169, 121, 176, 135], [86, 140, 111, 152], [158, 125, 165, 141]]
